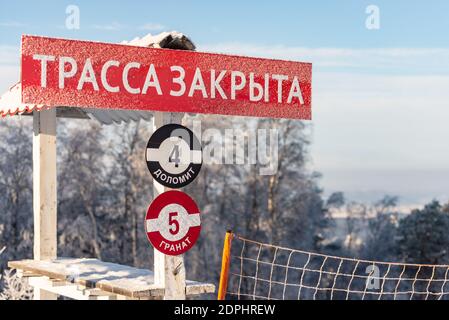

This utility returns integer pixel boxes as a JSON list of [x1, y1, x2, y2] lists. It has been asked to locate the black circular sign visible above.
[[146, 124, 202, 189]]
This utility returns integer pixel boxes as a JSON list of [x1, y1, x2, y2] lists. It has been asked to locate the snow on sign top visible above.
[[21, 35, 312, 120]]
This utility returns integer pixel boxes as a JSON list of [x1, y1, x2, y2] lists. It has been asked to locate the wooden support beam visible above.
[[82, 288, 117, 298], [116, 294, 139, 300], [9, 258, 214, 299], [25, 108, 90, 119], [28, 277, 113, 300], [46, 278, 69, 287], [33, 108, 58, 300], [16, 270, 41, 278], [152, 112, 187, 300]]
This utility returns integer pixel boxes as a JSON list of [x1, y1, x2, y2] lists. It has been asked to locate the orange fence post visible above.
[[217, 230, 233, 300]]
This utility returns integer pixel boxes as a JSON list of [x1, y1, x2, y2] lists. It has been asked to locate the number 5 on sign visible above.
[[145, 191, 201, 256], [168, 212, 180, 235]]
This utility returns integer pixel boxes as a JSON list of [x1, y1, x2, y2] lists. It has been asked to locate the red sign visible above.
[[145, 191, 201, 256], [21, 35, 312, 119]]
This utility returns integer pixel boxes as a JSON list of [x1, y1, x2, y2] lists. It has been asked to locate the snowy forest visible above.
[[1, 114, 449, 299]]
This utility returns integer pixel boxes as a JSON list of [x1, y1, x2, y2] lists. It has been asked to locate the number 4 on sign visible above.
[[169, 144, 181, 168]]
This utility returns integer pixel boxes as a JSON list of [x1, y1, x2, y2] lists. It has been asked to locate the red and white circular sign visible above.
[[145, 191, 201, 256]]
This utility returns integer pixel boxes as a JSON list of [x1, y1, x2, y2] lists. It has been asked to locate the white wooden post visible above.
[[33, 108, 58, 300], [152, 111, 186, 300]]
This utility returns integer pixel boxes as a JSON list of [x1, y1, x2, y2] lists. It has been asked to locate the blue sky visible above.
[[1, 1, 449, 206], [1, 1, 449, 48]]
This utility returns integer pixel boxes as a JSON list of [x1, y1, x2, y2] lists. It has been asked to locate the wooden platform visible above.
[[9, 258, 215, 300]]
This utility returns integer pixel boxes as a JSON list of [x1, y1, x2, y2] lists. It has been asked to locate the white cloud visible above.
[[311, 72, 449, 170], [92, 22, 166, 32], [139, 23, 166, 31], [0, 46, 19, 92], [198, 43, 449, 73], [311, 71, 449, 204], [0, 65, 19, 93], [0, 46, 19, 65], [92, 22, 125, 31], [0, 21, 26, 28], [199, 42, 449, 203], [1, 40, 449, 203]]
